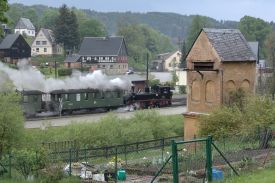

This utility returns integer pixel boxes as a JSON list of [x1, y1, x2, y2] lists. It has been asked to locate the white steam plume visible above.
[[0, 61, 131, 92]]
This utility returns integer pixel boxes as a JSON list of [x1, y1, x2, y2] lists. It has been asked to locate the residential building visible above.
[[31, 28, 63, 56], [151, 50, 182, 71], [14, 18, 35, 37], [0, 34, 31, 64], [1, 24, 11, 36], [183, 28, 256, 140], [64, 36, 128, 75]]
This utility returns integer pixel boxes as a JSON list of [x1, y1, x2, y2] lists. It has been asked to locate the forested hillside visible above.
[[6, 3, 238, 41]]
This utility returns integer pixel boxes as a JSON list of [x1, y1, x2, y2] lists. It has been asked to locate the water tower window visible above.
[[193, 62, 214, 70]]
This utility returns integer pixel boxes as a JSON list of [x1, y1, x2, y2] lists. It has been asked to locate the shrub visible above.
[[23, 111, 183, 148], [179, 85, 186, 94], [199, 95, 275, 139], [12, 148, 47, 180], [58, 68, 72, 76], [39, 163, 65, 183]]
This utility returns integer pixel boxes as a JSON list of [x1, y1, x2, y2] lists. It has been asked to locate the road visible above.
[[25, 106, 186, 129]]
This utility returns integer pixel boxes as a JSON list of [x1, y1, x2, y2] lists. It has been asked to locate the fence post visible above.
[[124, 144, 127, 165], [161, 137, 165, 162], [194, 134, 197, 154], [8, 151, 12, 178], [115, 147, 118, 183], [69, 149, 72, 176], [171, 140, 179, 183], [206, 136, 213, 182]]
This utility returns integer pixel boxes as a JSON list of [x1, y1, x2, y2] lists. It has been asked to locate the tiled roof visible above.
[[79, 36, 124, 56], [203, 28, 256, 62], [15, 18, 35, 30], [0, 34, 20, 49], [64, 54, 81, 63], [41, 28, 55, 44], [248, 41, 259, 61]]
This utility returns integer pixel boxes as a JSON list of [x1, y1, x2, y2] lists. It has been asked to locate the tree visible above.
[[239, 16, 272, 58], [54, 4, 80, 52], [179, 40, 187, 68], [79, 19, 106, 40], [265, 31, 275, 98], [0, 92, 24, 155], [0, 0, 9, 36], [186, 15, 211, 49], [117, 24, 174, 70], [40, 9, 59, 30]]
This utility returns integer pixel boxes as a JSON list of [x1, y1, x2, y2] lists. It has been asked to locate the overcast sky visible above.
[[8, 0, 275, 22]]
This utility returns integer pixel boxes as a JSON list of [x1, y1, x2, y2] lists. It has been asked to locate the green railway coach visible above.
[[20, 90, 45, 117], [50, 88, 125, 114]]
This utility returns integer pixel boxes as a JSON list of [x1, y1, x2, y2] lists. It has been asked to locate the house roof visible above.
[[40, 28, 55, 44], [248, 41, 259, 61], [0, 34, 20, 49], [64, 54, 81, 63], [15, 18, 35, 30], [79, 36, 125, 56], [203, 28, 256, 62], [157, 50, 181, 61]]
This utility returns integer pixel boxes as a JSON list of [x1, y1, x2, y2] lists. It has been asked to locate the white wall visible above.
[[14, 28, 35, 37]]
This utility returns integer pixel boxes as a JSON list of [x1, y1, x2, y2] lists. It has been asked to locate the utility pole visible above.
[[54, 60, 57, 78], [146, 53, 149, 87], [81, 59, 83, 72]]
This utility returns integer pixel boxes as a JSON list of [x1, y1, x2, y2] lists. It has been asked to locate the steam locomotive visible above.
[[20, 85, 173, 117]]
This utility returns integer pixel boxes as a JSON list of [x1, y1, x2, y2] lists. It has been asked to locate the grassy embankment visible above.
[[22, 110, 183, 148]]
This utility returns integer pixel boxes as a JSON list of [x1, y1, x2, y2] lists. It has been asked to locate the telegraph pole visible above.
[[54, 60, 57, 78], [146, 53, 149, 87]]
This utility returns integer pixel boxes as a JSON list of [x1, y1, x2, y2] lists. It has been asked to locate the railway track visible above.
[[26, 96, 186, 122]]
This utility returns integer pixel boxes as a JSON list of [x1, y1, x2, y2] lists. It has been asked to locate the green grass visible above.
[[223, 167, 275, 183], [22, 111, 184, 149]]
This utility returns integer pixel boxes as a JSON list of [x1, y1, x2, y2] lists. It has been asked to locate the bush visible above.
[[12, 148, 47, 180], [199, 95, 275, 139], [58, 68, 72, 76], [179, 85, 186, 94], [39, 163, 65, 183], [23, 111, 183, 148]]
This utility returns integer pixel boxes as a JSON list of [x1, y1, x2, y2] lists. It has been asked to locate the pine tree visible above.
[[54, 4, 80, 52]]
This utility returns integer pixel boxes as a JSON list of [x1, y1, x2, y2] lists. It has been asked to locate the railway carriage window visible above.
[[84, 93, 88, 100], [117, 91, 121, 98], [33, 95, 38, 102], [95, 92, 104, 99], [65, 94, 69, 101], [76, 93, 81, 101], [23, 96, 28, 103], [105, 91, 111, 98]]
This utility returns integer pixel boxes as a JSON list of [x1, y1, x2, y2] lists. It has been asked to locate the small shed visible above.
[[184, 28, 257, 140]]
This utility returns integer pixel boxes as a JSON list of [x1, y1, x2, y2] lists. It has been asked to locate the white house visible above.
[[151, 50, 182, 72], [14, 17, 35, 37], [31, 28, 63, 56]]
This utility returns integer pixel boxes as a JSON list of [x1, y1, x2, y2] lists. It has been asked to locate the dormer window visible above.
[[193, 62, 214, 71]]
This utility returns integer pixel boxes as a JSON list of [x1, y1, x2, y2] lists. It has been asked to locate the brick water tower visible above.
[[184, 28, 257, 140]]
